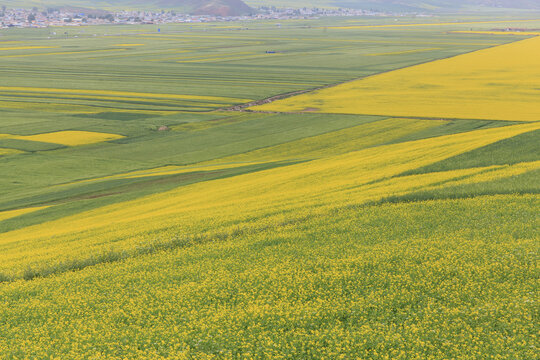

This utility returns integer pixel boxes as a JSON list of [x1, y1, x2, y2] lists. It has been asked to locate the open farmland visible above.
[[0, 15, 539, 359], [253, 33, 540, 120]]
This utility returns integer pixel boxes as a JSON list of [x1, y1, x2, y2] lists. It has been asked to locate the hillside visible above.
[[5, 0, 539, 12], [1, 0, 253, 15], [245, 0, 540, 11], [0, 15, 539, 359], [189, 0, 253, 16]]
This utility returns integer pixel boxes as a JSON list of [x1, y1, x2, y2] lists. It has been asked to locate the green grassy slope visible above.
[[406, 129, 540, 174]]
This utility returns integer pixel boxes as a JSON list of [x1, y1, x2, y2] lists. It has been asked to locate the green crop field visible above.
[[0, 15, 539, 359]]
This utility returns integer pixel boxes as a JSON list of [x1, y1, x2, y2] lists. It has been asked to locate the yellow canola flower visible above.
[[324, 19, 540, 30], [0, 46, 58, 51], [0, 122, 537, 277], [112, 44, 145, 46], [0, 101, 104, 114], [123, 162, 266, 179], [452, 31, 540, 36], [0, 206, 50, 222], [0, 91, 172, 104], [55, 161, 268, 188], [446, 161, 540, 186], [0, 148, 23, 156], [253, 36, 540, 121], [201, 117, 445, 164], [0, 194, 536, 358], [0, 48, 129, 58], [11, 131, 124, 146], [0, 87, 251, 103]]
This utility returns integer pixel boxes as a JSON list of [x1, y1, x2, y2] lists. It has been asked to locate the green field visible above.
[[1, 16, 539, 359]]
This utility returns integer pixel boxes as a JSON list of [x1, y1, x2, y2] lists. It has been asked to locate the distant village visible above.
[[0, 6, 403, 29]]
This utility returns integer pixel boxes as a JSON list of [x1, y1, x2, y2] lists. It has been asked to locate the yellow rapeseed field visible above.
[[0, 206, 50, 222], [0, 122, 537, 279], [202, 118, 445, 163], [325, 19, 540, 30], [446, 161, 540, 185], [253, 36, 540, 121], [0, 86, 252, 103], [0, 148, 23, 156], [0, 48, 129, 58], [1, 194, 536, 358], [1, 21, 538, 360], [11, 131, 125, 146], [113, 43, 145, 46], [0, 101, 102, 113], [451, 31, 540, 36], [53, 162, 269, 188], [0, 46, 58, 51]]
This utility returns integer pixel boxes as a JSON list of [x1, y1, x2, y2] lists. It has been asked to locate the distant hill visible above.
[[245, 0, 540, 11], [5, 0, 539, 13], [345, 0, 540, 10], [159, 0, 253, 15], [188, 0, 253, 16], [2, 0, 254, 16]]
